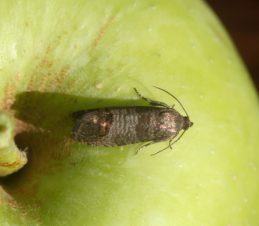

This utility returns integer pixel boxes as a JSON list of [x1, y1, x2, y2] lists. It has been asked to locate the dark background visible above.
[[207, 0, 259, 92]]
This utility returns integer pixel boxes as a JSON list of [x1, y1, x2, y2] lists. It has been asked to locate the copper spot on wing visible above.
[[72, 109, 113, 143]]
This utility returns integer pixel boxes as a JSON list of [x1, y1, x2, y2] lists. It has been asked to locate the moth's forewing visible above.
[[72, 110, 113, 142]]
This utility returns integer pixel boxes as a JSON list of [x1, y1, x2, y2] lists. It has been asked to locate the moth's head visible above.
[[183, 116, 193, 130]]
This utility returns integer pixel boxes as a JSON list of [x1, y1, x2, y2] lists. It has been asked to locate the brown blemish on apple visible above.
[[26, 34, 66, 92], [65, 77, 77, 93], [0, 186, 18, 208], [26, 76, 36, 92], [0, 187, 29, 221], [39, 58, 53, 69], [27, 50, 71, 92], [1, 73, 23, 111], [56, 67, 69, 83], [2, 73, 22, 111], [2, 82, 15, 111], [2, 183, 41, 224], [27, 56, 54, 92], [93, 15, 115, 48], [37, 74, 50, 92], [7, 197, 18, 209], [54, 66, 70, 90], [27, 61, 70, 92]]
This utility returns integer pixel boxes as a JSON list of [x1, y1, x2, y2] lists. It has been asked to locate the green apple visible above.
[[0, 0, 259, 225]]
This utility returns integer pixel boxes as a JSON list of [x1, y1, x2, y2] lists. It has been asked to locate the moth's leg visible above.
[[135, 141, 155, 154], [134, 88, 170, 108], [151, 131, 184, 156], [169, 130, 186, 147], [150, 143, 171, 156]]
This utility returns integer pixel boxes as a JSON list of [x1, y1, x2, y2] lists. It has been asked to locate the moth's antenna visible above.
[[153, 86, 189, 118]]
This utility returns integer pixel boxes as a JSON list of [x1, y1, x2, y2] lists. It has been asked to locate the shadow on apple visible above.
[[1, 91, 144, 202]]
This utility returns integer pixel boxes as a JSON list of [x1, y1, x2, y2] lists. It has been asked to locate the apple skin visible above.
[[0, 0, 259, 225]]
